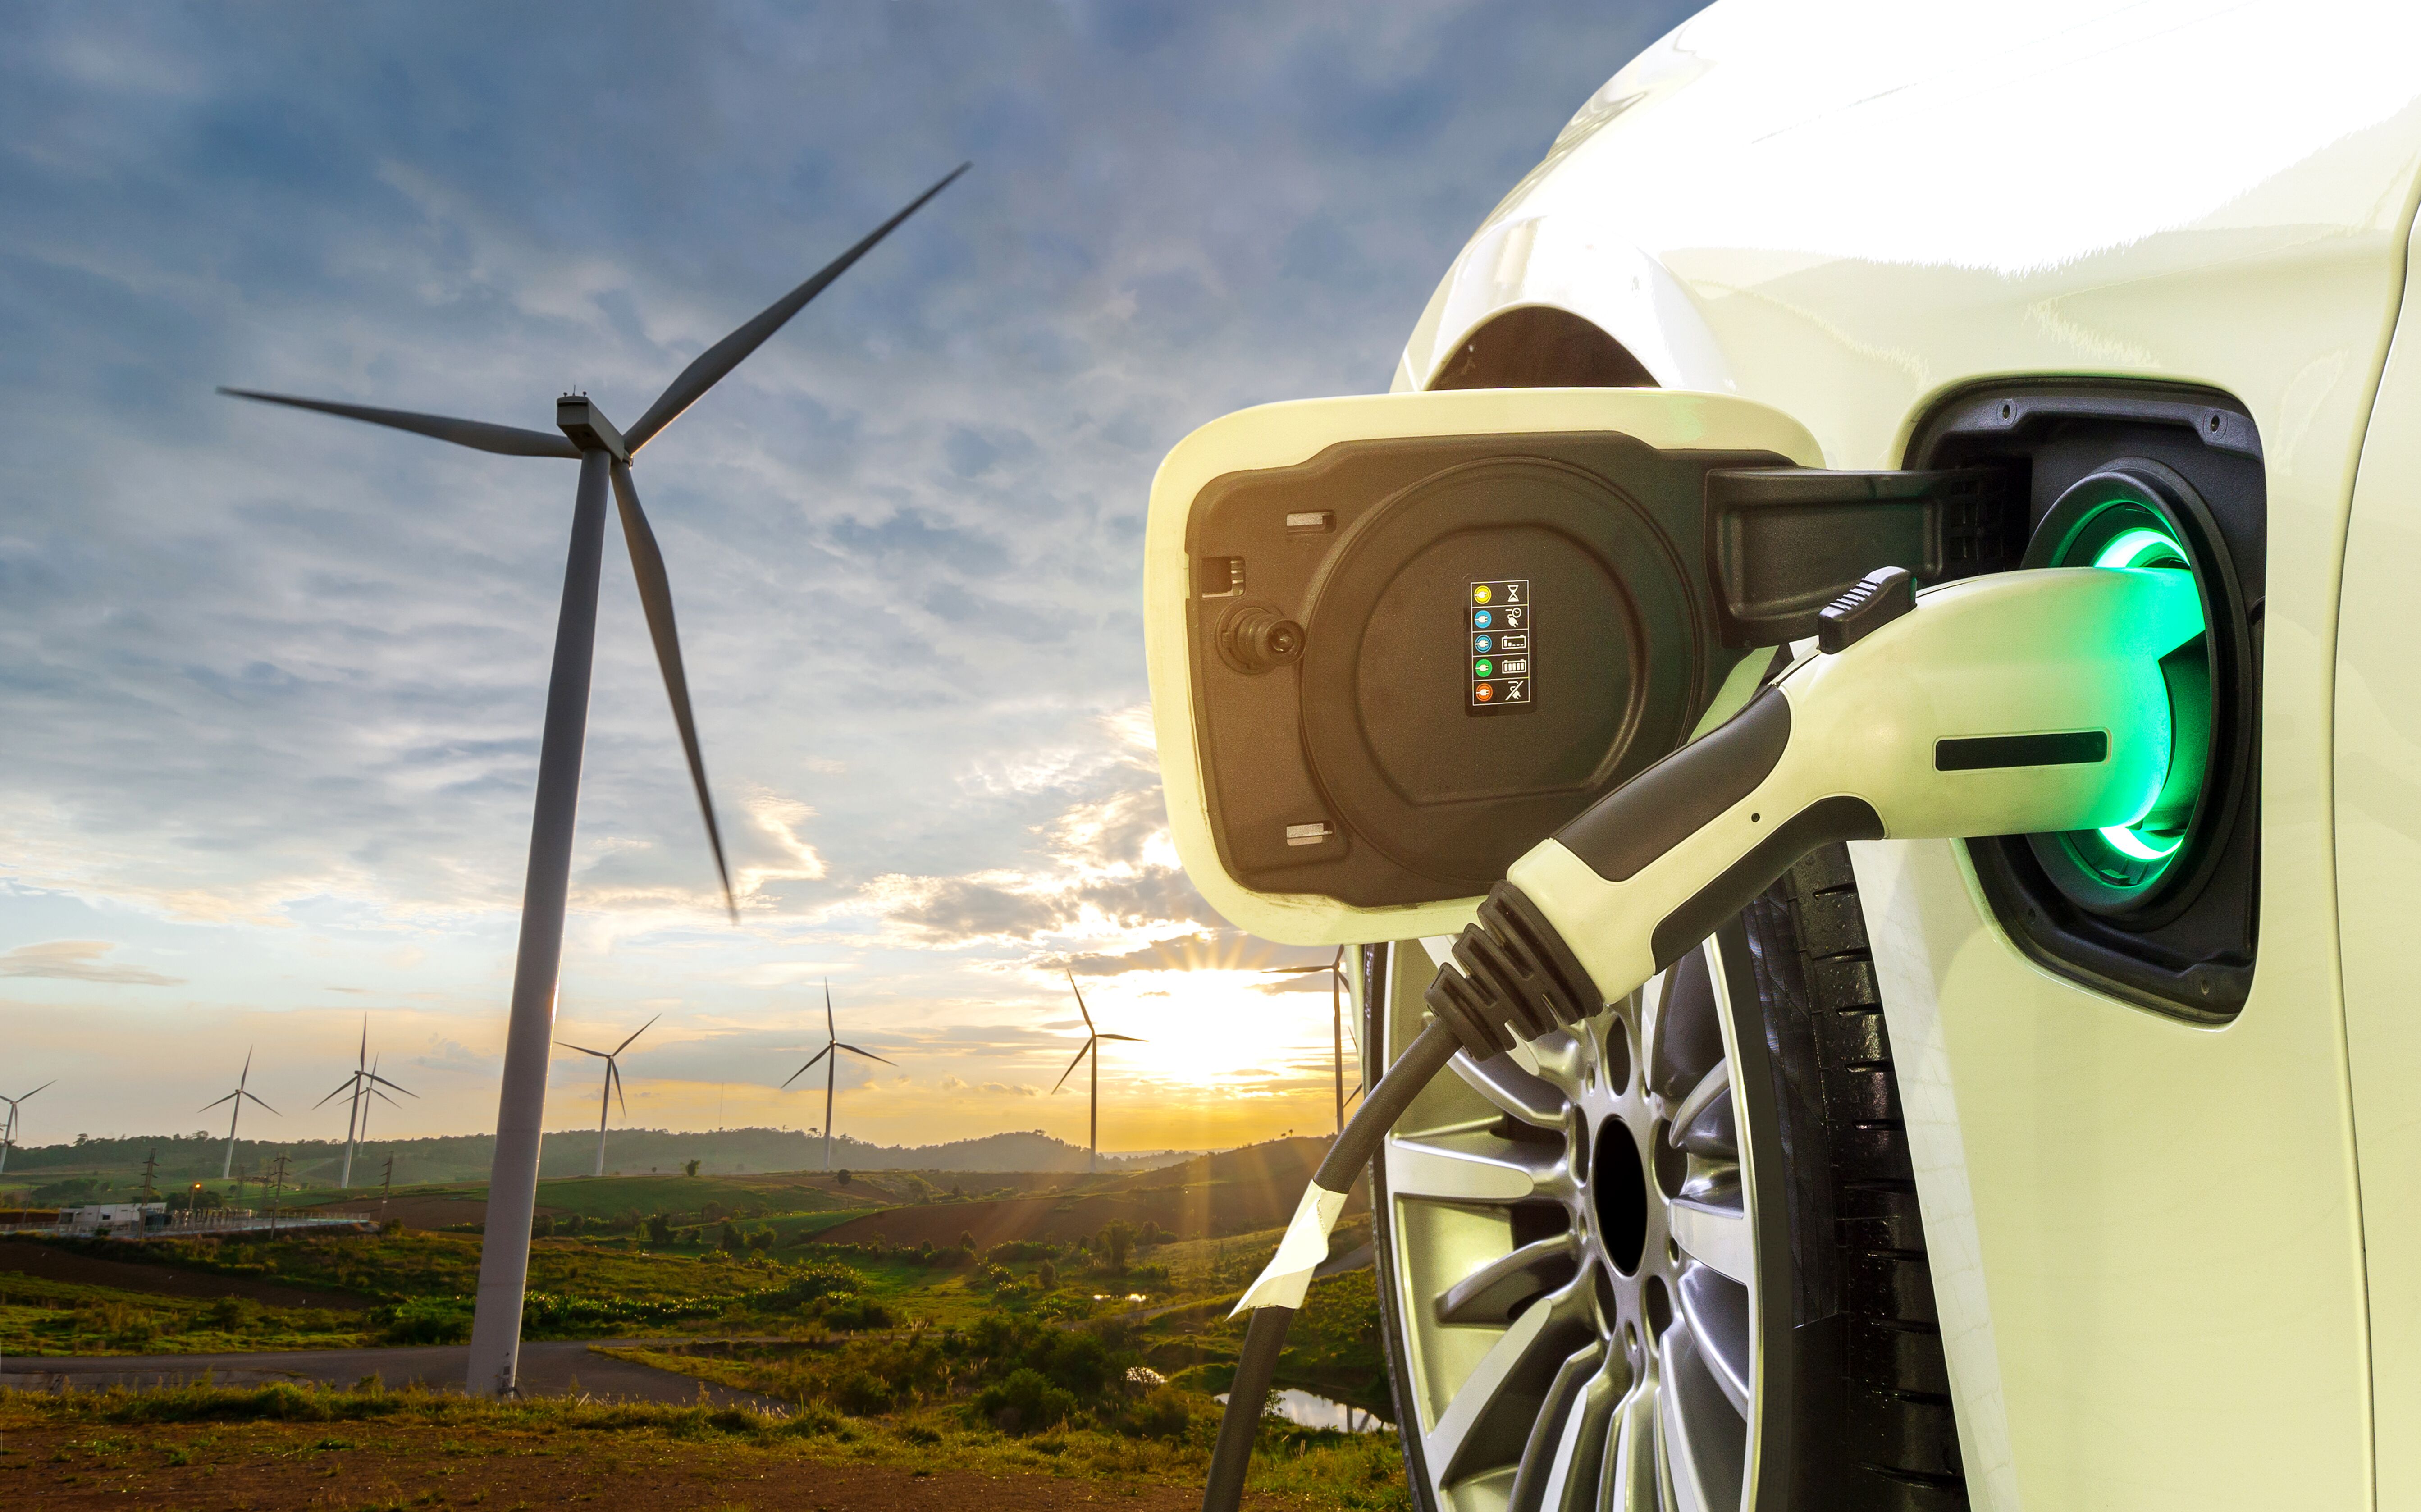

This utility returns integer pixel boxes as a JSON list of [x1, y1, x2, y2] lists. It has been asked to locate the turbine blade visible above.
[[1263, 964, 1334, 975], [239, 1048, 253, 1087], [608, 461, 735, 921], [610, 1059, 627, 1119], [217, 388, 580, 459], [1065, 969, 1096, 1035], [555, 1041, 611, 1058], [1050, 1040, 1092, 1095], [825, 979, 835, 1043], [615, 1014, 660, 1057], [370, 1087, 401, 1108], [622, 164, 970, 453], [22, 1082, 52, 1101], [199, 1092, 239, 1112], [1096, 1034, 1145, 1042], [242, 1091, 281, 1116], [835, 1044, 894, 1066], [365, 1072, 417, 1098], [313, 1081, 356, 1110], [781, 1046, 832, 1089]]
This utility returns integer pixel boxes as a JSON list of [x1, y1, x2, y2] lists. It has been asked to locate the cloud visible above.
[[0, 0, 1707, 1143], [0, 941, 183, 985]]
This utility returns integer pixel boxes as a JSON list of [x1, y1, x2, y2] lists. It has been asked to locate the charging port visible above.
[[1911, 385, 2262, 1020]]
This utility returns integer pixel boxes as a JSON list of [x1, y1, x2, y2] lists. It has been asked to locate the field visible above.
[[0, 1141, 1401, 1508], [0, 1380, 1405, 1511]]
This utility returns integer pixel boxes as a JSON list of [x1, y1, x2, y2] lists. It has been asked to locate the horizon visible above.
[[0, 3, 1702, 1151]]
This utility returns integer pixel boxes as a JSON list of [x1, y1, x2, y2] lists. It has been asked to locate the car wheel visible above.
[[1365, 844, 1968, 1511]]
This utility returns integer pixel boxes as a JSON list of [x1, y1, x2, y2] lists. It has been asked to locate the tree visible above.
[[644, 1213, 672, 1245], [836, 1169, 852, 1186], [682, 1159, 701, 1178], [1101, 1220, 1134, 1273], [719, 1220, 742, 1253], [1037, 1258, 1058, 1291]]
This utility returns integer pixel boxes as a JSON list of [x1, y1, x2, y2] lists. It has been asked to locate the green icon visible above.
[[1474, 658, 1494, 677]]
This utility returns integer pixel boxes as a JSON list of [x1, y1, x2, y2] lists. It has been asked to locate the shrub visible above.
[[1124, 1384, 1193, 1440], [718, 1221, 742, 1253], [835, 1169, 851, 1186], [1037, 1259, 1058, 1291], [380, 1297, 472, 1345], [531, 1214, 555, 1239], [204, 1296, 259, 1332], [977, 1367, 1077, 1434], [644, 1213, 673, 1245], [682, 1159, 701, 1177], [1099, 1220, 1134, 1273]]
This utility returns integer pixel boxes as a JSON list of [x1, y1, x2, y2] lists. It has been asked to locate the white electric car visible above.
[[1145, 4, 2421, 1509]]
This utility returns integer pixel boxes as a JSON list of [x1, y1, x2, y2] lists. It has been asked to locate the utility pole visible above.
[[267, 1152, 290, 1240], [139, 1147, 159, 1205], [379, 1155, 394, 1227]]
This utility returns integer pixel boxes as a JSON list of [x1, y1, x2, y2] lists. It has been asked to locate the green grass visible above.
[[0, 1378, 1409, 1509], [0, 1273, 369, 1356]]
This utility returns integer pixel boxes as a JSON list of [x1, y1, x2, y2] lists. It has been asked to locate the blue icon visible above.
[[1473, 609, 1494, 629], [1473, 634, 1493, 653]]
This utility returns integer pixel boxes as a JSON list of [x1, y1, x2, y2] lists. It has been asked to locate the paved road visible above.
[[0, 1338, 785, 1409]]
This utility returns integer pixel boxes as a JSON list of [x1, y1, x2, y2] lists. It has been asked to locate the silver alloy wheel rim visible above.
[[1374, 937, 1763, 1512]]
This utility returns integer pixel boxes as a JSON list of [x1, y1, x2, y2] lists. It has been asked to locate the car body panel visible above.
[[1392, 2, 2421, 1505], [2334, 203, 2421, 1512]]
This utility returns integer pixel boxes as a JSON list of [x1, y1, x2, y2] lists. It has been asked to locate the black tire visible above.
[[1366, 843, 1969, 1512]]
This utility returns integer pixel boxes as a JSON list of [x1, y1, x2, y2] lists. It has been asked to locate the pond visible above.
[[1216, 1387, 1393, 1434]]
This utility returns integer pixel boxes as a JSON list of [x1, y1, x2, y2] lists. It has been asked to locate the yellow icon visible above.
[[1472, 585, 1493, 604]]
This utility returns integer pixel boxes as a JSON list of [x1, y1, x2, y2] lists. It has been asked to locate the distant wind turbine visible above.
[[1051, 971, 1143, 1174], [1266, 948, 1361, 1134], [556, 1016, 657, 1178], [220, 164, 968, 1397], [199, 1050, 279, 1181], [315, 1021, 415, 1188], [782, 982, 891, 1172], [0, 1082, 53, 1177]]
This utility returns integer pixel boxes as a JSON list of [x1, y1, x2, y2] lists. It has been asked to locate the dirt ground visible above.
[[0, 1421, 1301, 1510]]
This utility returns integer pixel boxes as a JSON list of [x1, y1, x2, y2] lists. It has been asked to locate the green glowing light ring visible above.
[[2059, 520, 2199, 884]]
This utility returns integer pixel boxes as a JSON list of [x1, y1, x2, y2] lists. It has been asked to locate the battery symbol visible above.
[[1500, 633, 1527, 651]]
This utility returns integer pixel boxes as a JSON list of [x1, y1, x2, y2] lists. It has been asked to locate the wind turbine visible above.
[[1051, 971, 1143, 1174], [0, 1082, 52, 1177], [556, 1015, 656, 1178], [199, 1050, 279, 1181], [781, 982, 891, 1172], [1265, 948, 1361, 1134], [218, 165, 967, 1397], [315, 1022, 415, 1188]]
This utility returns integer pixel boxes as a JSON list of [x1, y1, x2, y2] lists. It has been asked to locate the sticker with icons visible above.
[[1468, 580, 1532, 713]]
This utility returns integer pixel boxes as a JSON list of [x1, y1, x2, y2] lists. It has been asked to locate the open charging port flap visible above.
[[1145, 388, 2031, 946]]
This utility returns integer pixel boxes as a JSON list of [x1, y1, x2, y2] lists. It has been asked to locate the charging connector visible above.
[[1197, 561, 2203, 1512]]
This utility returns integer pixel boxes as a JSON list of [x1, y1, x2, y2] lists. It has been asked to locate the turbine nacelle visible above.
[[555, 395, 628, 462]]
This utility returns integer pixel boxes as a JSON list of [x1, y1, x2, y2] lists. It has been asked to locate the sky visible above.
[[0, 0, 1704, 1157]]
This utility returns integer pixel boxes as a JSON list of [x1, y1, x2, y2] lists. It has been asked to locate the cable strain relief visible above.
[[1423, 882, 1603, 1058]]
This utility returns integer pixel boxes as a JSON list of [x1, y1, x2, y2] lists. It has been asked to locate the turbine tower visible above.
[[218, 165, 967, 1397], [199, 1050, 279, 1181], [315, 1022, 415, 1188], [556, 1015, 656, 1178], [781, 982, 891, 1172], [0, 1082, 53, 1177], [1266, 948, 1361, 1133], [1051, 971, 1143, 1174]]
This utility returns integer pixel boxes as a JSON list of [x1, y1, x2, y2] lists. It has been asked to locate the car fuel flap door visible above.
[[1144, 388, 1846, 947]]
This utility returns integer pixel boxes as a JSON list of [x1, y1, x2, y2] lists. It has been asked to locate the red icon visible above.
[[1474, 682, 1495, 702]]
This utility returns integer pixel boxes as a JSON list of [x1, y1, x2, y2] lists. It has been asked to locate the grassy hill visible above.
[[1, 1127, 1199, 1203]]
